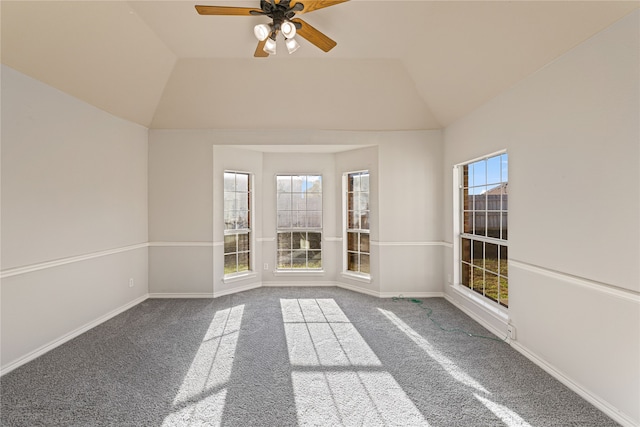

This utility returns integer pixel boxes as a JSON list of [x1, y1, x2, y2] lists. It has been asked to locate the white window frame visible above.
[[275, 174, 323, 271], [342, 170, 371, 280], [223, 171, 254, 279], [452, 150, 508, 314]]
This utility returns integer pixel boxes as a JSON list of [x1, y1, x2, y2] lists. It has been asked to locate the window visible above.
[[276, 175, 322, 270], [346, 171, 370, 275], [460, 153, 508, 307], [224, 172, 251, 275]]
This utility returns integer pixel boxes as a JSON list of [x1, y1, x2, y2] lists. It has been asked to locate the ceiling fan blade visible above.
[[291, 18, 337, 52], [290, 0, 349, 14], [254, 40, 269, 57], [195, 5, 262, 16]]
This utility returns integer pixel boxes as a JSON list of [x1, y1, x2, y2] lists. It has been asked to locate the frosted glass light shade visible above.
[[263, 37, 277, 55], [285, 37, 300, 54], [254, 24, 270, 41], [281, 21, 296, 39]]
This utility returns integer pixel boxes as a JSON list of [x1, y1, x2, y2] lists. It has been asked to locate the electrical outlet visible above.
[[129, 278, 134, 288], [264, 263, 269, 270], [447, 274, 452, 284], [507, 324, 516, 340]]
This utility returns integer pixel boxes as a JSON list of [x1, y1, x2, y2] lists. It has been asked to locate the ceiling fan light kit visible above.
[[195, 0, 349, 57]]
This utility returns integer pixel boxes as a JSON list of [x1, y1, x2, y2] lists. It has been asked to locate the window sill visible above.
[[340, 272, 372, 284], [273, 270, 325, 277], [451, 283, 508, 320], [223, 271, 257, 284]]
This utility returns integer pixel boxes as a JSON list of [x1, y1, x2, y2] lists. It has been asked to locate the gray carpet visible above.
[[1, 287, 618, 426]]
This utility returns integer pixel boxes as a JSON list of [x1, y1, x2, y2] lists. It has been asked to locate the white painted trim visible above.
[[340, 272, 372, 284], [443, 292, 508, 340], [257, 237, 275, 242], [337, 282, 380, 297], [0, 243, 148, 279], [148, 293, 214, 298], [213, 282, 262, 298], [272, 270, 326, 277], [379, 291, 444, 299], [510, 341, 637, 427], [0, 294, 149, 376], [510, 260, 639, 303], [371, 241, 451, 247], [263, 281, 337, 287], [222, 272, 258, 284], [325, 237, 342, 242], [149, 241, 214, 247]]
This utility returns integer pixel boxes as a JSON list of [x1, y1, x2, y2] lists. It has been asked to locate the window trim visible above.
[[223, 170, 254, 278], [452, 150, 508, 313], [275, 173, 324, 271], [342, 170, 371, 278]]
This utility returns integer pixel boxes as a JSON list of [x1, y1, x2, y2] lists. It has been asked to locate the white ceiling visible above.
[[2, 1, 638, 129]]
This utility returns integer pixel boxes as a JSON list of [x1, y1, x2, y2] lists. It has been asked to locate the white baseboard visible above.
[[336, 282, 380, 297], [510, 341, 637, 427], [263, 281, 337, 288], [213, 282, 262, 298], [443, 293, 508, 341], [0, 294, 149, 376], [379, 291, 444, 299], [148, 293, 213, 298]]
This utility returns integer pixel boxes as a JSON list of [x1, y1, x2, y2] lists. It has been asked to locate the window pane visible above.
[[360, 174, 369, 192], [236, 192, 249, 211], [461, 262, 471, 288], [349, 211, 360, 229], [236, 211, 249, 229], [472, 240, 483, 268], [501, 153, 509, 182], [292, 251, 307, 268], [292, 176, 305, 192], [278, 251, 291, 269], [485, 272, 499, 303], [472, 267, 484, 294], [278, 232, 292, 250], [277, 176, 291, 192], [308, 251, 322, 268], [348, 233, 358, 251], [485, 243, 498, 273], [307, 175, 322, 192], [350, 175, 360, 192], [308, 232, 322, 250], [236, 173, 248, 192], [499, 277, 509, 308], [461, 238, 471, 263], [238, 252, 249, 272], [500, 246, 508, 278], [293, 193, 306, 211], [293, 232, 307, 249], [277, 193, 292, 211], [360, 254, 370, 274], [360, 234, 370, 253], [501, 212, 508, 240], [307, 193, 322, 211], [360, 211, 370, 230], [224, 235, 236, 254], [487, 155, 501, 185], [474, 211, 486, 236], [307, 211, 322, 228], [472, 160, 486, 186], [224, 254, 237, 274], [277, 211, 292, 228], [347, 253, 358, 272], [237, 233, 249, 252], [224, 173, 235, 191]]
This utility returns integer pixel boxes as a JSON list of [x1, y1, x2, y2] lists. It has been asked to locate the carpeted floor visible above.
[[1, 287, 618, 426]]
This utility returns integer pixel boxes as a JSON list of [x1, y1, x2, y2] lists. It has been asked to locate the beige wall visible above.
[[442, 11, 639, 425], [1, 65, 149, 371], [148, 130, 444, 298]]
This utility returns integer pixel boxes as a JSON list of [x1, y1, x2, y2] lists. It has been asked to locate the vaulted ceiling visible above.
[[2, 1, 637, 130]]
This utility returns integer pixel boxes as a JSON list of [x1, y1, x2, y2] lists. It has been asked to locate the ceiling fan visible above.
[[195, 0, 348, 57]]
